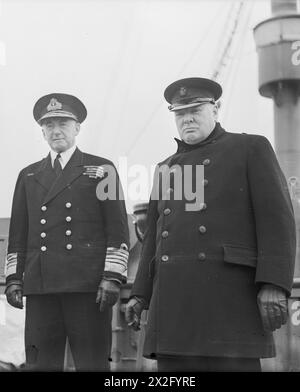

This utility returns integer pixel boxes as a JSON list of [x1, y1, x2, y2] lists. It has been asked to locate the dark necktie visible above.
[[53, 153, 63, 176]]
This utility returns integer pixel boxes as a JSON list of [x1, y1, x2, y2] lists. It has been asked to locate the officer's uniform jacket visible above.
[[131, 123, 296, 359], [5, 147, 129, 294]]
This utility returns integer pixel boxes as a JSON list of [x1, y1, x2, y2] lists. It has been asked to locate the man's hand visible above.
[[257, 283, 288, 332], [125, 297, 145, 331], [6, 284, 23, 309], [96, 279, 121, 312]]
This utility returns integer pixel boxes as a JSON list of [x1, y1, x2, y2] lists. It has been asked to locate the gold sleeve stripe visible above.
[[5, 253, 18, 277], [104, 247, 128, 277]]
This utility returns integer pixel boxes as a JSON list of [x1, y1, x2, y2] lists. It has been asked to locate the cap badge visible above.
[[179, 87, 187, 97], [47, 98, 63, 112]]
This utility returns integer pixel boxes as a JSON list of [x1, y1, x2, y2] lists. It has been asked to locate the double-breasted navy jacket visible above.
[[131, 123, 296, 359], [6, 147, 129, 295]]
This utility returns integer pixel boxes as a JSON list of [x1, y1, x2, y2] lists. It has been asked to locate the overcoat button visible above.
[[203, 159, 210, 166], [40, 219, 46, 224], [41, 206, 47, 211], [65, 202, 72, 208], [161, 255, 169, 262], [40, 232, 46, 238], [66, 216, 72, 222], [66, 244, 73, 250], [162, 231, 169, 238], [202, 179, 208, 186], [199, 225, 207, 234], [199, 203, 207, 211], [41, 246, 47, 252], [163, 208, 171, 216], [66, 230, 72, 236], [198, 252, 206, 261]]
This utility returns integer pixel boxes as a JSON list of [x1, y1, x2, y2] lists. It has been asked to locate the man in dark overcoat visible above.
[[126, 77, 296, 372], [5, 93, 129, 371]]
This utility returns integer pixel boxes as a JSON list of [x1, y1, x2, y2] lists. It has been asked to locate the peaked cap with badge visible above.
[[164, 77, 222, 111], [33, 93, 87, 125]]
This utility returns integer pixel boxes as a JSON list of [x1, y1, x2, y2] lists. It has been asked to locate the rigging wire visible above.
[[216, 2, 248, 93], [207, 1, 236, 78], [176, 1, 234, 77], [212, 0, 246, 82], [124, 3, 228, 156], [95, 4, 136, 144], [109, 1, 146, 151], [220, 1, 255, 124]]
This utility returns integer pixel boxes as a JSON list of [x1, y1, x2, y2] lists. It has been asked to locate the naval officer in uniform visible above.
[[5, 93, 129, 371], [126, 77, 296, 371]]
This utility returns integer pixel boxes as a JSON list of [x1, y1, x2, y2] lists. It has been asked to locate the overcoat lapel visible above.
[[43, 148, 85, 205], [33, 155, 55, 191]]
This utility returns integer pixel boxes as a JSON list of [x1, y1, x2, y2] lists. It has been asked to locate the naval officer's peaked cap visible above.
[[33, 93, 87, 125], [164, 77, 222, 111]]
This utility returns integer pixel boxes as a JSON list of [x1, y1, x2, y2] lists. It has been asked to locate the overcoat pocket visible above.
[[223, 244, 257, 268]]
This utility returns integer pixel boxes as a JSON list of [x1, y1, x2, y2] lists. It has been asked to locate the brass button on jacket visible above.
[[41, 206, 47, 212], [66, 216, 72, 222], [40, 232, 46, 238], [199, 225, 207, 234], [41, 246, 47, 252], [163, 208, 171, 216], [65, 202, 72, 208], [162, 230, 169, 238], [161, 255, 169, 262], [40, 219, 46, 225], [198, 252, 206, 261], [66, 244, 73, 250], [203, 159, 211, 166]]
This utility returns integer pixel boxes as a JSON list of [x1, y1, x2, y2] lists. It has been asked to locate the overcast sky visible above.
[[0, 0, 275, 216]]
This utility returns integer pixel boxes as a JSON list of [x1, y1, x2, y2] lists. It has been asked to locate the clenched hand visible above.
[[125, 297, 146, 331], [257, 283, 288, 332], [96, 279, 120, 312], [6, 284, 23, 309]]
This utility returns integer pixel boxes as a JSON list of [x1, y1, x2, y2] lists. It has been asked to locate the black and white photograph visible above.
[[0, 0, 299, 376]]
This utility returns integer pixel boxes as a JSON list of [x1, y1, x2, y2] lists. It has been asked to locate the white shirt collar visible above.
[[50, 145, 77, 169]]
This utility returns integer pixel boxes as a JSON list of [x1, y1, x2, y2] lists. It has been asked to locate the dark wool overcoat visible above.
[[7, 147, 129, 295], [131, 123, 296, 359]]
